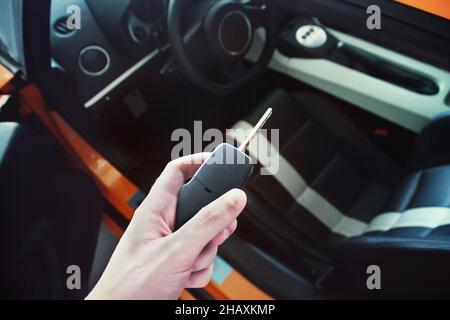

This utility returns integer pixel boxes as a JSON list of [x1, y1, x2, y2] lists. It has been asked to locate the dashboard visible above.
[[50, 0, 167, 108], [51, 0, 450, 133]]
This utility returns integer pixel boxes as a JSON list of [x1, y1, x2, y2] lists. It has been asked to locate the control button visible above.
[[78, 46, 110, 76], [295, 25, 327, 48]]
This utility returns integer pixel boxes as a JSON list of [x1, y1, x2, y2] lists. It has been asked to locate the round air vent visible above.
[[78, 46, 110, 76], [53, 16, 76, 36]]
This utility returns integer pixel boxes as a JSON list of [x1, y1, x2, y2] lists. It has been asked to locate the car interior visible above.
[[1, 0, 450, 299]]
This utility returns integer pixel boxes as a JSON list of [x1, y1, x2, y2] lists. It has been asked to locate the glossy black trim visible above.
[[22, 0, 51, 81]]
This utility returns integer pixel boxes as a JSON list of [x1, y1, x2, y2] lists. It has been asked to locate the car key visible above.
[[174, 108, 272, 230]]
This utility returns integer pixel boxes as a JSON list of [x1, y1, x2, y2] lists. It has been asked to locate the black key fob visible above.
[[174, 143, 253, 230]]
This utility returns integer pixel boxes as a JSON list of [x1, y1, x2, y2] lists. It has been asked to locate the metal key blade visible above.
[[238, 107, 272, 152]]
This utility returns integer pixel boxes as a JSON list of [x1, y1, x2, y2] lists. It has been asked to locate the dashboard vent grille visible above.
[[54, 16, 76, 35]]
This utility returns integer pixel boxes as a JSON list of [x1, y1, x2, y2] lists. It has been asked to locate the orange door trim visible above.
[[0, 64, 14, 93], [395, 0, 450, 20]]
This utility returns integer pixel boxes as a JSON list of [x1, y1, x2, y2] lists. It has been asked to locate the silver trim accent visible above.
[[78, 45, 111, 77], [84, 49, 159, 108], [218, 11, 252, 56]]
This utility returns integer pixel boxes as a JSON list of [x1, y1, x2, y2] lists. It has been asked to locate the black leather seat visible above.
[[0, 122, 101, 299], [227, 89, 450, 297]]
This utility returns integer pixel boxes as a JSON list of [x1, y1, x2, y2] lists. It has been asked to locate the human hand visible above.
[[86, 153, 247, 300]]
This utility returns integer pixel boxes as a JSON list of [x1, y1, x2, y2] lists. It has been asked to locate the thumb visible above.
[[174, 189, 247, 254]]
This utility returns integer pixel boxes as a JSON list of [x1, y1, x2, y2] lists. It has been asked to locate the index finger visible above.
[[139, 153, 211, 215], [155, 152, 211, 194]]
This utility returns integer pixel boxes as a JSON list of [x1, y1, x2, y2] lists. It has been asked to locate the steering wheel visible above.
[[168, 0, 276, 95]]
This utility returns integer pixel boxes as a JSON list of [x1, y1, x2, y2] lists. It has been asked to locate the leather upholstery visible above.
[[228, 89, 450, 297], [385, 165, 450, 213], [411, 111, 450, 171], [375, 165, 450, 237], [239, 89, 403, 248], [0, 122, 101, 299]]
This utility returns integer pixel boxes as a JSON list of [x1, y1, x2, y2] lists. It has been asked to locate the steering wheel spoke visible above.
[[182, 22, 218, 72], [182, 22, 203, 58]]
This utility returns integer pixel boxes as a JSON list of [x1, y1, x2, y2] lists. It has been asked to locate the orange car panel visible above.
[[215, 272, 272, 300], [396, 0, 450, 20], [0, 65, 14, 92]]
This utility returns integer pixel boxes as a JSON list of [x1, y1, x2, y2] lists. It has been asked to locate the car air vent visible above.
[[54, 16, 76, 35]]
